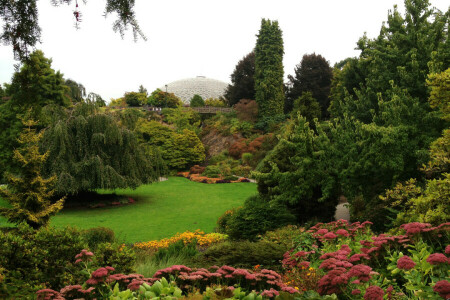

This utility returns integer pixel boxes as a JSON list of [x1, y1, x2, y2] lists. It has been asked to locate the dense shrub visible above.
[[124, 92, 147, 107], [231, 165, 252, 177], [0, 224, 86, 298], [147, 89, 182, 108], [190, 94, 205, 107], [235, 99, 259, 123], [198, 240, 287, 271], [189, 165, 205, 174], [204, 98, 226, 107], [229, 138, 249, 159], [81, 227, 115, 250], [136, 119, 205, 170], [217, 195, 296, 241], [94, 242, 136, 274], [202, 165, 222, 178]]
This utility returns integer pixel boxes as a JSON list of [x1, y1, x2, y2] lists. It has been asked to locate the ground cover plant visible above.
[[0, 176, 256, 242]]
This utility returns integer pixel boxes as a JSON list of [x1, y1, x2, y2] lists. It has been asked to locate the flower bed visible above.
[[133, 230, 227, 251], [29, 220, 450, 299], [177, 171, 250, 184]]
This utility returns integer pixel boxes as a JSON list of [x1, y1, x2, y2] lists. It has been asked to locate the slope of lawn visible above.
[[0, 177, 256, 243]]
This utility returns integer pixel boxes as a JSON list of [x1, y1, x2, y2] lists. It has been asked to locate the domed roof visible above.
[[162, 76, 229, 104]]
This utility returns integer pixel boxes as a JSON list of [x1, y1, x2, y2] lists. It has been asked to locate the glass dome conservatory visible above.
[[162, 76, 228, 104]]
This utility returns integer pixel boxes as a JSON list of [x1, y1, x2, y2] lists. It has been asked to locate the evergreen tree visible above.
[[254, 19, 285, 118], [293, 92, 321, 123], [224, 52, 256, 106], [0, 115, 64, 229], [286, 53, 333, 117], [0, 50, 69, 181], [190, 94, 205, 107], [253, 116, 339, 223], [8, 50, 70, 115]]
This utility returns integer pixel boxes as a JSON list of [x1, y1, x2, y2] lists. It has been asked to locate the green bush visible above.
[[94, 242, 136, 274], [198, 240, 286, 270], [217, 195, 296, 241], [136, 119, 205, 170], [190, 94, 205, 107], [231, 165, 252, 177], [202, 165, 222, 178], [224, 175, 239, 181], [82, 227, 115, 250], [0, 224, 86, 298]]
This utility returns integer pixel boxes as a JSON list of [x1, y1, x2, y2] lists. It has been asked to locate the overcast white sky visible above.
[[0, 0, 448, 102]]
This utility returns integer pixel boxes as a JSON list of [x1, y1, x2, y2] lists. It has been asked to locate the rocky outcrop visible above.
[[201, 129, 243, 159]]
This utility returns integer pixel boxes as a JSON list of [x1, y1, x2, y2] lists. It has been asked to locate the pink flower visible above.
[[427, 253, 449, 265], [260, 288, 279, 298], [445, 245, 450, 255], [363, 285, 384, 300], [433, 280, 450, 299], [352, 289, 361, 295], [336, 229, 349, 237], [349, 253, 370, 262], [347, 264, 372, 282], [323, 232, 338, 239], [36, 288, 64, 300], [401, 222, 431, 235], [397, 256, 416, 270], [316, 229, 329, 235]]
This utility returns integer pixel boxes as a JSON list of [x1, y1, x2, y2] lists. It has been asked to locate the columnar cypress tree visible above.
[[0, 116, 64, 229], [254, 19, 285, 118]]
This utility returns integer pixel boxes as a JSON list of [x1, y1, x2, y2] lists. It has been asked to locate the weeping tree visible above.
[[41, 102, 161, 195]]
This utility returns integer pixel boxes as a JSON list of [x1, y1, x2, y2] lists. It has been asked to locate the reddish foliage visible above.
[[229, 138, 249, 159], [234, 99, 258, 122], [189, 165, 205, 174]]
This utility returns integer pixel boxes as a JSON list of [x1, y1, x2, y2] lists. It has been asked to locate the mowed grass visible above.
[[0, 177, 256, 243]]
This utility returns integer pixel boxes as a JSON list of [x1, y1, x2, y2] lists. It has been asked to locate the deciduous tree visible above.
[[286, 53, 332, 117], [225, 52, 256, 106]]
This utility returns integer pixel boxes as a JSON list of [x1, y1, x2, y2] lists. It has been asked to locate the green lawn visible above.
[[0, 177, 256, 243]]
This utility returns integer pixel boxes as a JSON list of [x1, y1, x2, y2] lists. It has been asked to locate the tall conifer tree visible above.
[[0, 115, 64, 229], [254, 19, 285, 118]]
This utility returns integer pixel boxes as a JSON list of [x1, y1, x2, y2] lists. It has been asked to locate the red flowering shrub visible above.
[[363, 285, 384, 300], [60, 285, 95, 299], [36, 289, 64, 300], [400, 222, 433, 235], [352, 289, 361, 295], [317, 267, 348, 295], [433, 280, 450, 299], [86, 266, 115, 285], [74, 249, 94, 264], [426, 253, 449, 265], [397, 255, 416, 270]]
